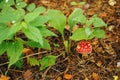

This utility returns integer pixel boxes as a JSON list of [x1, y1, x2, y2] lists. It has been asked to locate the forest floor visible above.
[[0, 0, 120, 80]]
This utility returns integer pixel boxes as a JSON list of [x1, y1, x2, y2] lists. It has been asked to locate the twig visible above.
[[0, 62, 9, 66], [0, 51, 47, 66], [42, 66, 52, 80], [0, 69, 3, 74]]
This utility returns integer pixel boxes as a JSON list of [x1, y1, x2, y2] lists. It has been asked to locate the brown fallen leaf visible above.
[[92, 72, 100, 80], [0, 75, 10, 80], [56, 76, 62, 80], [23, 48, 32, 55], [96, 61, 102, 67], [23, 70, 34, 80], [23, 48, 33, 63], [98, 12, 107, 18], [84, 77, 89, 80]]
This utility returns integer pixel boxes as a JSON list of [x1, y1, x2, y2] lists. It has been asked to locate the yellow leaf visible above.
[[113, 76, 118, 80]]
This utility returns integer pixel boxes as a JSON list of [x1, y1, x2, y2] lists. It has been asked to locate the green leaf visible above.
[[0, 27, 9, 43], [70, 1, 77, 5], [46, 9, 66, 35], [15, 60, 23, 68], [30, 16, 49, 26], [79, 2, 86, 5], [7, 40, 23, 68], [15, 9, 25, 21], [27, 39, 51, 50], [15, 1, 27, 9], [24, 12, 39, 23], [70, 28, 87, 41], [0, 6, 19, 23], [27, 3, 36, 12], [0, 41, 7, 55], [6, 0, 15, 6], [0, 0, 14, 8], [85, 27, 93, 37], [16, 0, 23, 3], [29, 57, 39, 66], [0, 1, 5, 9], [33, 6, 46, 14], [93, 18, 106, 27], [93, 28, 106, 38], [92, 15, 107, 27], [85, 18, 94, 27], [8, 22, 22, 36], [68, 8, 86, 29], [24, 7, 46, 23], [23, 26, 43, 46], [38, 27, 57, 37], [39, 55, 56, 70], [15, 55, 23, 68]]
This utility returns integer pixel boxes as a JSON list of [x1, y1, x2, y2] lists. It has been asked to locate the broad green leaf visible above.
[[16, 0, 23, 3], [30, 16, 49, 26], [0, 0, 14, 8], [93, 18, 106, 27], [70, 28, 87, 41], [0, 41, 7, 55], [0, 0, 4, 3], [6, 0, 15, 6], [8, 22, 22, 36], [27, 3, 36, 12], [0, 27, 9, 43], [85, 27, 93, 37], [27, 39, 51, 50], [15, 9, 25, 21], [92, 15, 107, 27], [24, 6, 46, 23], [93, 28, 106, 38], [15, 1, 27, 9], [38, 27, 57, 37], [29, 57, 39, 66], [7, 40, 23, 68], [23, 26, 43, 45], [46, 9, 66, 35], [88, 34, 94, 39], [39, 55, 57, 70], [24, 12, 39, 23], [85, 18, 94, 27], [68, 8, 86, 29], [0, 6, 18, 23], [33, 6, 46, 14]]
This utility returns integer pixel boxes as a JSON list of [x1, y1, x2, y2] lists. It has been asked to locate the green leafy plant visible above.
[[0, 0, 56, 71], [0, 0, 107, 72], [47, 8, 107, 55], [28, 55, 57, 70]]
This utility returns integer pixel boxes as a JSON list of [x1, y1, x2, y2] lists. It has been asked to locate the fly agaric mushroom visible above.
[[76, 41, 92, 58]]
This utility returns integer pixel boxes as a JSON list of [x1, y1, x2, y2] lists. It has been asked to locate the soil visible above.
[[0, 0, 120, 80]]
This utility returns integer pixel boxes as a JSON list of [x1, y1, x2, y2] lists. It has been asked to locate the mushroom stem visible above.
[[82, 53, 88, 59]]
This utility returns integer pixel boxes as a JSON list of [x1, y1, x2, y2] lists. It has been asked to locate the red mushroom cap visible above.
[[76, 41, 92, 54]]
